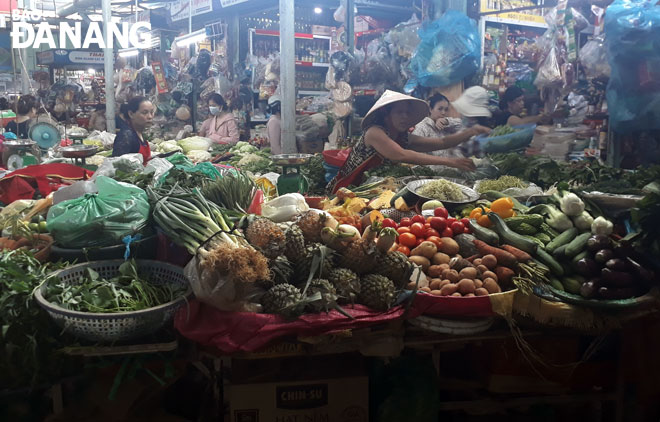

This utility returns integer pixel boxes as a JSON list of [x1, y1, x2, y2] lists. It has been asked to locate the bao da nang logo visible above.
[[6, 9, 151, 49]]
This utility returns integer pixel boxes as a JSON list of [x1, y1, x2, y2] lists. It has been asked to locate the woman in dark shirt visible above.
[[112, 97, 154, 164], [5, 95, 36, 139]]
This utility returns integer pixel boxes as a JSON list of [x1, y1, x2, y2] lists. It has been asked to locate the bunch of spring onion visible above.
[[146, 185, 244, 254]]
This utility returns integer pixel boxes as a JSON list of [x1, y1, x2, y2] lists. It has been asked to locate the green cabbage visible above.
[[177, 136, 212, 154]]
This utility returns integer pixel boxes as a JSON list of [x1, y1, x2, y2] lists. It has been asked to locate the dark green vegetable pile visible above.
[[44, 260, 187, 313]]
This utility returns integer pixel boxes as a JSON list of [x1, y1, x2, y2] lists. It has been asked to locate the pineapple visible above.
[[327, 268, 360, 304], [336, 225, 378, 275], [296, 211, 327, 244], [245, 216, 285, 259], [293, 243, 334, 286], [259, 256, 294, 289], [305, 279, 338, 313], [375, 251, 413, 288], [261, 283, 304, 317], [284, 224, 306, 263], [359, 274, 396, 311]]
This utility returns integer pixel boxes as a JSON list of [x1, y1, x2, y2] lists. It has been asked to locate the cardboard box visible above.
[[230, 376, 368, 422]]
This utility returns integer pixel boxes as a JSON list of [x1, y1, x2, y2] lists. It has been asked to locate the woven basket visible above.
[[34, 260, 191, 342], [408, 315, 494, 335]]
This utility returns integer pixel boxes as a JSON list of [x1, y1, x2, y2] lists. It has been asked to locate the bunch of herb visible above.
[[300, 154, 326, 195], [364, 164, 436, 179], [160, 167, 214, 190], [630, 182, 660, 259], [44, 260, 187, 313], [0, 250, 74, 389], [113, 169, 155, 190]]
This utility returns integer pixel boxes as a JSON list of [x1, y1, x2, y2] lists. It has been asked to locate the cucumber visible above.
[[505, 214, 544, 229], [540, 223, 560, 238], [545, 227, 578, 254], [552, 244, 568, 259], [523, 235, 546, 249], [511, 222, 538, 236], [571, 250, 589, 265], [564, 232, 592, 258], [488, 213, 538, 254], [468, 219, 500, 245], [562, 277, 582, 295], [535, 248, 564, 277], [548, 277, 565, 291], [533, 233, 552, 245]]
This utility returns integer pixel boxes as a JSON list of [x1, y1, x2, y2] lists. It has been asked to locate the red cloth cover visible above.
[[174, 300, 408, 354], [0, 163, 94, 204]]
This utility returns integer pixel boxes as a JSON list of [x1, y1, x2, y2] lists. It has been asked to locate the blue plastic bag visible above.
[[408, 11, 480, 88], [605, 0, 660, 132]]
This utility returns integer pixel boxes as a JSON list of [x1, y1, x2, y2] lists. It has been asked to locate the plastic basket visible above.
[[474, 123, 536, 153], [34, 260, 191, 342]]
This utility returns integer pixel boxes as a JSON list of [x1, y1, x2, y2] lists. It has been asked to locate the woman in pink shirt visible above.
[[199, 93, 239, 144]]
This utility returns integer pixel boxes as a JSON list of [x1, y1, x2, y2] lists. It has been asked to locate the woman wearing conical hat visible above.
[[327, 90, 490, 193]]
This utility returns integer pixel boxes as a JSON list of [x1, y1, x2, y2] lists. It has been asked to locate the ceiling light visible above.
[[314, 7, 322, 14], [173, 29, 206, 47], [118, 48, 139, 57], [87, 68, 95, 74]]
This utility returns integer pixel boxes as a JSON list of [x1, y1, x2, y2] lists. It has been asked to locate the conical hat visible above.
[[362, 90, 429, 129]]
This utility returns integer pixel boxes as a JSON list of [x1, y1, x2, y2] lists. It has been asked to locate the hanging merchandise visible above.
[[407, 11, 480, 89], [579, 35, 610, 80], [605, 0, 660, 132], [151, 62, 169, 94], [134, 66, 157, 94]]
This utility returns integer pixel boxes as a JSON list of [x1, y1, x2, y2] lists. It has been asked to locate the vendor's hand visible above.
[[448, 158, 477, 172], [470, 125, 491, 136]]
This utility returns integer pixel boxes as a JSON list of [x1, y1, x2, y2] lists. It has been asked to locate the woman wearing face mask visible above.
[[5, 95, 37, 139], [495, 86, 549, 127], [327, 90, 490, 193], [112, 96, 154, 164], [199, 93, 239, 145]]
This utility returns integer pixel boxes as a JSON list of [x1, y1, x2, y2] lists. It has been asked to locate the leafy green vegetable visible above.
[[113, 169, 155, 190], [44, 259, 187, 313], [202, 169, 257, 213], [300, 154, 326, 195], [0, 250, 73, 389], [489, 125, 517, 137]]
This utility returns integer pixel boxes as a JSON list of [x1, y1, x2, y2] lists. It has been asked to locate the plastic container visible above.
[[322, 162, 340, 182], [322, 149, 350, 167]]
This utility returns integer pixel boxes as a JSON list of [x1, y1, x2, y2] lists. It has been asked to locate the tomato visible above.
[[415, 238, 425, 247], [399, 232, 417, 247], [399, 217, 412, 227], [382, 218, 397, 229], [426, 216, 433, 223], [426, 236, 442, 249], [425, 228, 440, 238], [424, 223, 431, 230], [464, 226, 472, 234], [450, 221, 465, 235], [411, 214, 426, 224], [397, 245, 410, 256], [441, 227, 454, 237], [410, 222, 426, 238], [460, 218, 470, 227], [397, 227, 411, 235], [434, 207, 449, 219], [446, 217, 457, 226], [429, 217, 447, 232]]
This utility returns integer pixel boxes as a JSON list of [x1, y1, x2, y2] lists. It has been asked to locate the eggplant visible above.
[[594, 249, 614, 264], [613, 242, 633, 259], [625, 257, 656, 285], [605, 258, 627, 272], [576, 258, 600, 278], [601, 268, 635, 288], [587, 235, 611, 252], [598, 286, 637, 300], [580, 280, 598, 299]]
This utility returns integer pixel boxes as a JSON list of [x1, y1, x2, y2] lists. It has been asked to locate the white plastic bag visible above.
[[261, 193, 310, 223]]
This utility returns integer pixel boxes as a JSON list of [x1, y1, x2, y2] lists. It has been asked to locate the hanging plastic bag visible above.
[[46, 176, 151, 248], [579, 35, 610, 79], [605, 0, 660, 132], [408, 11, 480, 88]]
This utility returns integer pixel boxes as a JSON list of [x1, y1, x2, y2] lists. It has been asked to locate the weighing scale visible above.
[[2, 139, 39, 171], [271, 154, 313, 195], [60, 144, 98, 166]]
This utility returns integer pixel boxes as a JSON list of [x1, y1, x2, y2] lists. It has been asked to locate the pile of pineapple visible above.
[[244, 211, 414, 318]]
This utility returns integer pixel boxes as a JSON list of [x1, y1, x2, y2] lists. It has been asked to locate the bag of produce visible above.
[[408, 10, 480, 88], [46, 176, 151, 248]]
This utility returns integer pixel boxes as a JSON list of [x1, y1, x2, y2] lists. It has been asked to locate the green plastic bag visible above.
[[47, 176, 151, 248]]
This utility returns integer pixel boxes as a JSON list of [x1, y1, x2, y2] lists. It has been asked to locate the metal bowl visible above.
[[3, 139, 36, 147], [407, 178, 479, 205], [61, 144, 98, 159], [271, 153, 314, 166]]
